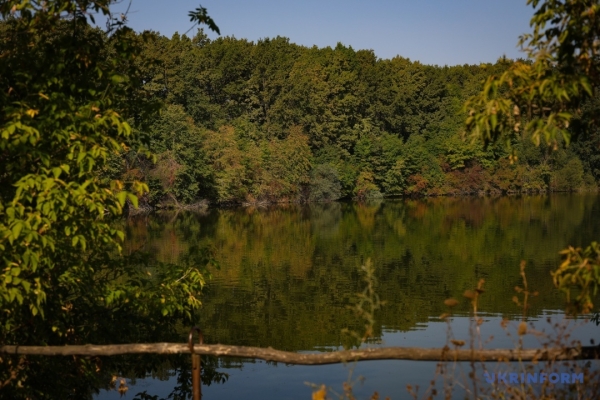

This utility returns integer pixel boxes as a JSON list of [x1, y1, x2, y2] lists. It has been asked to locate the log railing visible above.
[[4, 332, 600, 400], [2, 342, 600, 364]]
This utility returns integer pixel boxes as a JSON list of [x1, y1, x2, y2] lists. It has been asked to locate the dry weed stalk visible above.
[[309, 259, 389, 400], [410, 261, 600, 400]]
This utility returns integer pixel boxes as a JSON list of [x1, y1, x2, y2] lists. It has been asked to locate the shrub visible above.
[[309, 164, 342, 202]]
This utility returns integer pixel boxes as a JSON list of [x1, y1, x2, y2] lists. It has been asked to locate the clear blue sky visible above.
[[111, 0, 534, 66]]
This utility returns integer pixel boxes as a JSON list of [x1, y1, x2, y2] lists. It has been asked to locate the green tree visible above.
[[0, 1, 219, 397], [262, 126, 312, 200], [0, 0, 149, 327], [145, 104, 213, 205]]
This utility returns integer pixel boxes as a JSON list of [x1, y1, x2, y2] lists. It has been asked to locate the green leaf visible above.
[[116, 191, 127, 206], [189, 6, 220, 35], [127, 193, 138, 208], [76, 151, 86, 165], [580, 78, 592, 96], [11, 222, 23, 240]]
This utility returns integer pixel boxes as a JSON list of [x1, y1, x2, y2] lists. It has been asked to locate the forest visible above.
[[104, 29, 600, 208]]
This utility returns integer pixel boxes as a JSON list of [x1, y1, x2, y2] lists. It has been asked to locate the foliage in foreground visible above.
[[0, 1, 219, 398]]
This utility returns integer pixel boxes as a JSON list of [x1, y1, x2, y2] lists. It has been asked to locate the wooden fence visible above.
[[3, 342, 600, 363]]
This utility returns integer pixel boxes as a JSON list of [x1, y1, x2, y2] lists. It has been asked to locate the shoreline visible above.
[[126, 188, 599, 215]]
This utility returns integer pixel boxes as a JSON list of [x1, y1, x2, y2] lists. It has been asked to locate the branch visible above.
[[2, 343, 600, 364]]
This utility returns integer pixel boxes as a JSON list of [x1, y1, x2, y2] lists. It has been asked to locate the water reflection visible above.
[[99, 194, 600, 399], [98, 315, 600, 400]]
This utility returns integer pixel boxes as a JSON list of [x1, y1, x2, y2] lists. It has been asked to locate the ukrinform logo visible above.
[[484, 372, 584, 384]]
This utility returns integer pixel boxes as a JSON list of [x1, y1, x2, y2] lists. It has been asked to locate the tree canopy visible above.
[[117, 30, 599, 208]]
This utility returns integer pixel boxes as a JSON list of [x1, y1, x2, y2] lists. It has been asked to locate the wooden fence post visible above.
[[189, 327, 203, 400]]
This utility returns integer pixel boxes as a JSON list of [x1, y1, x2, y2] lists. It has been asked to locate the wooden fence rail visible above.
[[2, 343, 600, 364]]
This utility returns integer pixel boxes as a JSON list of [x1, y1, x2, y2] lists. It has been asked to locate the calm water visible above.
[[98, 194, 600, 399]]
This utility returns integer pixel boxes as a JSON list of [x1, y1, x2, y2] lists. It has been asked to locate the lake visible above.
[[97, 194, 600, 399]]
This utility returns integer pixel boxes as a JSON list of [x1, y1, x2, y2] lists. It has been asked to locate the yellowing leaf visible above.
[[463, 290, 476, 300], [518, 321, 527, 335], [312, 385, 327, 400], [444, 298, 459, 307]]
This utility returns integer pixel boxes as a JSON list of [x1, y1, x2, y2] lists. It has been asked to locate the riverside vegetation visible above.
[[105, 21, 600, 207], [2, 0, 600, 399]]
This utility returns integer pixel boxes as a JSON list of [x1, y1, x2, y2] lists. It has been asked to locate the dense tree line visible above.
[[112, 30, 600, 208]]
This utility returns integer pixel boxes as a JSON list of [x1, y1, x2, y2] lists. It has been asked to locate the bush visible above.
[[309, 164, 342, 202], [551, 158, 585, 192], [354, 171, 382, 200]]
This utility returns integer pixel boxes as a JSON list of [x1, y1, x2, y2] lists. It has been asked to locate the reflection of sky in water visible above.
[[100, 195, 600, 399], [96, 313, 600, 400]]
